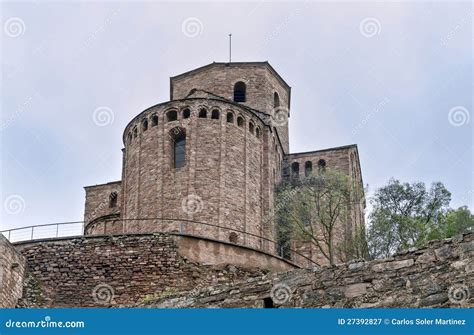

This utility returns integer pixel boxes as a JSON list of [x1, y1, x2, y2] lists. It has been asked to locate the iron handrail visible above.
[[1, 217, 320, 267]]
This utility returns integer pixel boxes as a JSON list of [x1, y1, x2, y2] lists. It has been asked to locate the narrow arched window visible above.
[[133, 126, 138, 138], [170, 127, 186, 169], [182, 108, 190, 119], [226, 112, 234, 123], [109, 192, 118, 208], [211, 109, 219, 119], [256, 127, 261, 138], [167, 110, 177, 122], [318, 159, 326, 173], [291, 162, 300, 178], [305, 161, 312, 177], [142, 119, 148, 131], [151, 115, 158, 127], [234, 82, 246, 102], [127, 133, 132, 144], [198, 108, 207, 118], [237, 116, 244, 127], [274, 92, 280, 109], [249, 122, 255, 134]]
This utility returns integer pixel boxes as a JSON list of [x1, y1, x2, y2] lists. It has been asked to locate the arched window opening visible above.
[[133, 126, 138, 138], [167, 110, 178, 122], [170, 127, 186, 169], [274, 92, 280, 109], [249, 122, 255, 134], [237, 116, 244, 127], [211, 109, 220, 119], [127, 132, 132, 143], [291, 162, 300, 178], [226, 112, 234, 123], [198, 108, 207, 118], [109, 192, 118, 208], [229, 232, 238, 243], [151, 115, 158, 127], [182, 108, 191, 119], [256, 127, 261, 138], [233, 81, 246, 102], [305, 161, 313, 177], [318, 159, 326, 173], [142, 119, 148, 131]]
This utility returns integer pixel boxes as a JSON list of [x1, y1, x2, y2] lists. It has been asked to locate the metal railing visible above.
[[1, 221, 85, 243], [1, 217, 319, 267]]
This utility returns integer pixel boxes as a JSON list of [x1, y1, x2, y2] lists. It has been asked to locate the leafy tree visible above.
[[366, 179, 451, 259], [275, 169, 363, 265], [427, 206, 474, 240]]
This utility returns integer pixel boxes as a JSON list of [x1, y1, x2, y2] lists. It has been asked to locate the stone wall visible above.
[[83, 181, 121, 225], [137, 233, 473, 308], [170, 62, 291, 152], [0, 234, 26, 308], [13, 233, 294, 307], [86, 97, 278, 254]]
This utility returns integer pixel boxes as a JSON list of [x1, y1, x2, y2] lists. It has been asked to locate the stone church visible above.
[[83, 62, 365, 267]]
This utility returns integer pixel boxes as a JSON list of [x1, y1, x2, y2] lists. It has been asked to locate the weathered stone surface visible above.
[[0, 235, 26, 307], [135, 233, 473, 308], [344, 283, 367, 298], [416, 251, 436, 264], [372, 259, 414, 272], [82, 62, 366, 268], [13, 234, 268, 308]]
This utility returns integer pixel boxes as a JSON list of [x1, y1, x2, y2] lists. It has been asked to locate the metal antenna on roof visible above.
[[229, 33, 232, 63]]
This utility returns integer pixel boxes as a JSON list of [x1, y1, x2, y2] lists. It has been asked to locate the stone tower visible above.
[[83, 61, 365, 266]]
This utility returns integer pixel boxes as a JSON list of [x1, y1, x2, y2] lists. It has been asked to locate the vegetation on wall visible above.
[[276, 175, 473, 263], [366, 179, 473, 259]]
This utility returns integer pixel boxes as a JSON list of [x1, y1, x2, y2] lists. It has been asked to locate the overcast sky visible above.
[[1, 1, 472, 232]]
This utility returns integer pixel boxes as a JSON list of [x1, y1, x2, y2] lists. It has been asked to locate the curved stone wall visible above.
[[13, 233, 296, 307], [86, 98, 273, 251]]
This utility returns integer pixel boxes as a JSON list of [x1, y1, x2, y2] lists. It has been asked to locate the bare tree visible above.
[[276, 169, 364, 265]]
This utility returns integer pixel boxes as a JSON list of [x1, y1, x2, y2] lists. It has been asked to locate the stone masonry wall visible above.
[[13, 233, 268, 308], [170, 63, 291, 152], [139, 233, 473, 308], [110, 98, 273, 252], [84, 181, 121, 225], [0, 234, 26, 308]]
